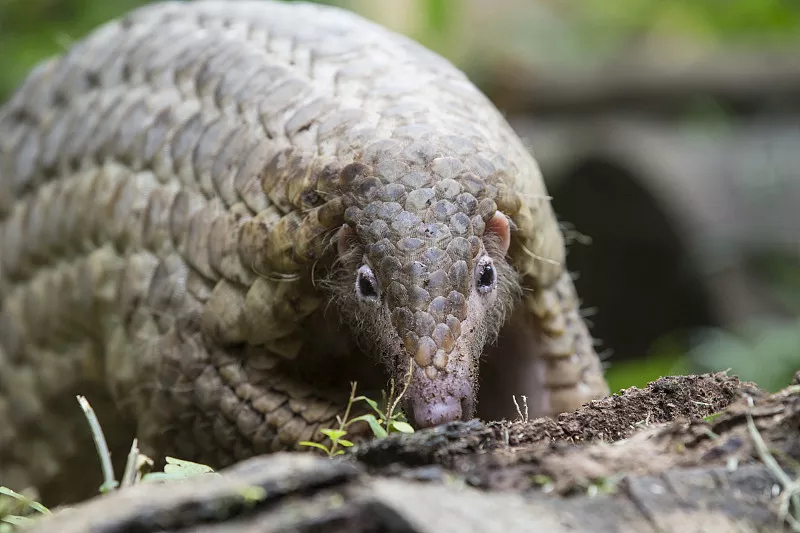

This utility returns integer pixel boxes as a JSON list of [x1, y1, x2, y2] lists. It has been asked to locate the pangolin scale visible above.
[[0, 0, 608, 503]]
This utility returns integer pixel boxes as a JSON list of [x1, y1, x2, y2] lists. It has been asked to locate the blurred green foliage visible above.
[[605, 252, 800, 393], [605, 349, 690, 394], [686, 254, 800, 392], [571, 0, 800, 44]]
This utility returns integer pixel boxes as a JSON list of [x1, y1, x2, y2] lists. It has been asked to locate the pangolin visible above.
[[0, 0, 609, 503]]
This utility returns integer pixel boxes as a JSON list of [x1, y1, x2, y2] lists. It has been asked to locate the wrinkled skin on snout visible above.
[[332, 180, 518, 428]]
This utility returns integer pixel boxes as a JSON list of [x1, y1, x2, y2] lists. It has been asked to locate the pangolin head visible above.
[[328, 154, 520, 428]]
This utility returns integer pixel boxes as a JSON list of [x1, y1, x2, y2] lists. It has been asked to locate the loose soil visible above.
[[352, 371, 792, 494]]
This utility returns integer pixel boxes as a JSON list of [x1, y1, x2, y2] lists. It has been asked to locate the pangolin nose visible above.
[[410, 395, 467, 428]]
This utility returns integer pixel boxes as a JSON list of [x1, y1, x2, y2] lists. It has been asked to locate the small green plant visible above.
[[0, 396, 220, 532], [76, 396, 219, 490], [299, 381, 361, 457], [2, 375, 418, 530], [0, 487, 51, 532], [351, 370, 416, 438], [300, 364, 416, 457]]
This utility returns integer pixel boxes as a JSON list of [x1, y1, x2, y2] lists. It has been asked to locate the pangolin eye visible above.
[[476, 256, 496, 293], [356, 265, 380, 300]]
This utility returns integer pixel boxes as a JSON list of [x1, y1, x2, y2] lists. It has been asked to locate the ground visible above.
[[18, 372, 800, 533]]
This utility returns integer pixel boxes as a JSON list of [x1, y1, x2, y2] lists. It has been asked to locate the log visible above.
[[17, 372, 800, 533]]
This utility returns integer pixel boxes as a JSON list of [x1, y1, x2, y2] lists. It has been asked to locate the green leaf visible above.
[[299, 441, 331, 453], [1, 515, 35, 526], [389, 421, 415, 434], [0, 487, 50, 515], [320, 429, 348, 442], [338, 439, 354, 447], [0, 487, 23, 500], [350, 414, 388, 438], [354, 396, 383, 416], [163, 457, 216, 476], [142, 457, 218, 483]]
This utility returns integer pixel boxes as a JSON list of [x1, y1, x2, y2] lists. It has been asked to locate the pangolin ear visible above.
[[485, 211, 511, 256], [337, 223, 357, 257]]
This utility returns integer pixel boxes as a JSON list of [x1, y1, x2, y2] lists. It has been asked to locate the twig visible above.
[[327, 382, 360, 456], [512, 394, 529, 423], [120, 439, 153, 488], [76, 396, 118, 493], [386, 360, 415, 426], [745, 395, 800, 531]]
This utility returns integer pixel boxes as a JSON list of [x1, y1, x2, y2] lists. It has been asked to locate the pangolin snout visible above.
[[409, 394, 472, 428], [406, 367, 475, 428]]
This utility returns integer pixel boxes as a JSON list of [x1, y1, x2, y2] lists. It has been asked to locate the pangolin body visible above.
[[0, 0, 608, 502]]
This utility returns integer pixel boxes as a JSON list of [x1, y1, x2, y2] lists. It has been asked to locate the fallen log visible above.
[[16, 372, 800, 533]]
